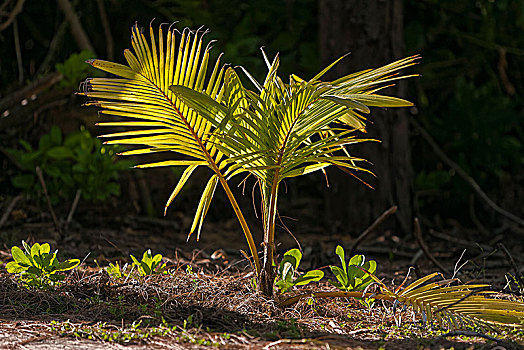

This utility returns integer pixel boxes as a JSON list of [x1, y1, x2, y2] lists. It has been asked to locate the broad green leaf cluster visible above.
[[329, 245, 376, 292], [6, 241, 80, 289], [130, 249, 167, 276], [275, 249, 323, 294], [106, 261, 129, 280]]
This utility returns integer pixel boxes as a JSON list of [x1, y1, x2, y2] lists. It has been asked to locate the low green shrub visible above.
[[6, 241, 80, 289], [8, 126, 131, 203]]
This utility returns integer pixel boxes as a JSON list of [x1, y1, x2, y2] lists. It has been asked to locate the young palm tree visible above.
[[83, 24, 524, 332], [171, 52, 419, 295]]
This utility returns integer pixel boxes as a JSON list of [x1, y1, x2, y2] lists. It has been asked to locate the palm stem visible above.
[[166, 94, 261, 275], [259, 167, 280, 296], [217, 174, 261, 275]]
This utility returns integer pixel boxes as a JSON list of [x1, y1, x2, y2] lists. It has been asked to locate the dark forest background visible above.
[[1, 0, 523, 247]]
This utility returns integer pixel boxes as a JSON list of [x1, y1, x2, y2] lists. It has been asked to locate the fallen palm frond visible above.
[[279, 272, 524, 332]]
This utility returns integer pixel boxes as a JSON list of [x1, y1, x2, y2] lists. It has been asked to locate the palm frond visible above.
[[366, 271, 524, 331], [81, 23, 260, 274], [280, 272, 524, 333], [393, 274, 524, 331]]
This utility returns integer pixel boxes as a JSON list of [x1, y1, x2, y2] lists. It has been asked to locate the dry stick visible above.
[[0, 194, 22, 229], [0, 71, 63, 113], [35, 166, 62, 237], [468, 194, 490, 236], [35, 18, 68, 76], [96, 0, 114, 60], [13, 18, 23, 85], [56, 0, 96, 54], [65, 189, 81, 230], [0, 0, 26, 32], [411, 118, 524, 228], [349, 205, 398, 257], [414, 218, 450, 276]]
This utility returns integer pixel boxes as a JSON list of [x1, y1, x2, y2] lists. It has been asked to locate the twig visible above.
[[0, 194, 22, 229], [439, 330, 502, 342], [350, 206, 397, 257], [96, 0, 113, 60], [414, 218, 450, 275], [13, 18, 23, 85], [0, 71, 63, 113], [411, 118, 524, 228], [428, 229, 493, 251], [469, 194, 490, 236], [56, 0, 95, 53], [0, 0, 25, 32], [35, 18, 68, 76], [65, 189, 81, 229], [35, 166, 62, 236]]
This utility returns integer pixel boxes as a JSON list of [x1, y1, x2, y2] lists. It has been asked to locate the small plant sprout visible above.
[[130, 249, 167, 276], [329, 245, 376, 292], [275, 249, 324, 294], [106, 261, 129, 280], [6, 241, 80, 289]]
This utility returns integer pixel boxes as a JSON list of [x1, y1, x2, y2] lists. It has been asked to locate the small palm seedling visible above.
[[171, 53, 418, 294], [6, 241, 80, 289], [84, 22, 418, 295], [130, 249, 167, 276], [275, 249, 323, 294], [106, 261, 129, 280], [329, 245, 376, 292]]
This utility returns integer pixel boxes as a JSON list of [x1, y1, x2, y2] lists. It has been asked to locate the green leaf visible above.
[[6, 261, 26, 273], [340, 94, 413, 108], [169, 85, 227, 127], [11, 246, 31, 266], [11, 174, 35, 189], [164, 165, 201, 215], [130, 254, 140, 266], [31, 243, 41, 262], [140, 261, 151, 275], [56, 259, 80, 271], [142, 249, 153, 263], [27, 266, 42, 276], [330, 265, 349, 289], [47, 146, 74, 159], [40, 243, 51, 254], [278, 249, 302, 282], [152, 254, 162, 265], [322, 95, 371, 114], [275, 279, 294, 294], [50, 126, 63, 145], [293, 270, 324, 286], [335, 245, 347, 276]]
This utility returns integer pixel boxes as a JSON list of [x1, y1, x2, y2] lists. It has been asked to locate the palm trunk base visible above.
[[258, 261, 275, 297]]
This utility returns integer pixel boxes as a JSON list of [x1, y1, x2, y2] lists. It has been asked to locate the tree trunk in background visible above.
[[319, 0, 413, 236]]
